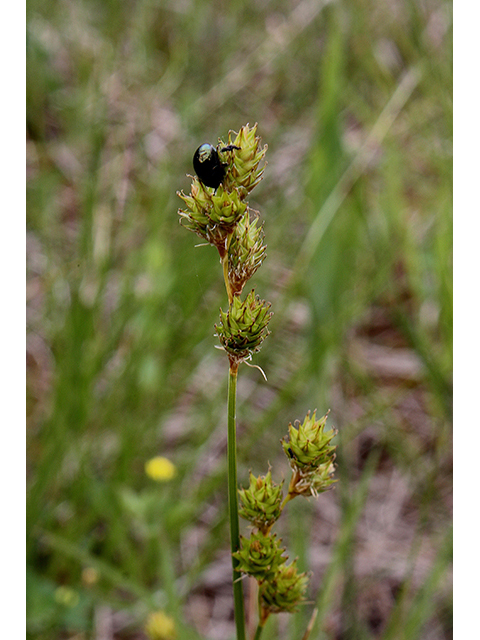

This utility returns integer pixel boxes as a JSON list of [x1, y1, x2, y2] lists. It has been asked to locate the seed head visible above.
[[282, 411, 336, 471], [221, 123, 267, 198], [259, 560, 309, 614], [228, 213, 267, 297], [282, 411, 337, 497], [178, 180, 246, 257], [238, 469, 284, 533], [215, 289, 272, 365], [233, 531, 287, 581]]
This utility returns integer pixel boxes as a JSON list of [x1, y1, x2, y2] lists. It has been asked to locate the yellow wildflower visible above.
[[145, 610, 177, 640], [145, 456, 176, 482]]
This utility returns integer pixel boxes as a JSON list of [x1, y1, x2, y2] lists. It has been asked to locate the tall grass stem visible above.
[[227, 362, 246, 640]]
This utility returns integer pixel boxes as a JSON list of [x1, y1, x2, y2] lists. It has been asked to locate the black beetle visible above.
[[193, 143, 240, 189]]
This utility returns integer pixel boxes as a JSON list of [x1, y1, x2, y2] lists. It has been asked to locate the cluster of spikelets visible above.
[[234, 411, 337, 618], [227, 214, 266, 297], [177, 123, 271, 364], [215, 290, 272, 363], [282, 410, 337, 497], [178, 184, 247, 258], [178, 124, 339, 629], [238, 470, 283, 534], [220, 125, 268, 198]]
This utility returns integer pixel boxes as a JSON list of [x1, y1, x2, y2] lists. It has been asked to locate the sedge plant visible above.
[[178, 124, 337, 640]]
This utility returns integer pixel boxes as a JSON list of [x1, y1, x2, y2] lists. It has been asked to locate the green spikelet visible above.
[[282, 411, 336, 471], [307, 461, 337, 495], [238, 470, 284, 533], [288, 461, 337, 498], [177, 180, 246, 257], [282, 411, 337, 497], [233, 531, 287, 581], [259, 560, 309, 614], [215, 289, 272, 364], [221, 123, 267, 198], [228, 213, 267, 297]]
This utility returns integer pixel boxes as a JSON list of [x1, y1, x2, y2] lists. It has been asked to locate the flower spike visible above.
[[221, 123, 267, 198], [238, 469, 284, 533], [282, 411, 337, 497], [259, 560, 309, 614], [233, 531, 287, 581], [215, 289, 272, 365]]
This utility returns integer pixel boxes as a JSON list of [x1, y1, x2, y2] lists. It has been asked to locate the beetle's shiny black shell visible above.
[[193, 143, 226, 189]]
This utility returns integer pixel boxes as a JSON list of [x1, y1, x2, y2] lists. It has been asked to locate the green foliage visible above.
[[27, 0, 452, 638]]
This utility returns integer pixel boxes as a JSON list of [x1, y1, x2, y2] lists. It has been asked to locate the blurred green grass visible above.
[[26, 0, 452, 638]]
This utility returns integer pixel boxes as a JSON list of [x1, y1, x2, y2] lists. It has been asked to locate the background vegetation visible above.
[[26, 0, 452, 638]]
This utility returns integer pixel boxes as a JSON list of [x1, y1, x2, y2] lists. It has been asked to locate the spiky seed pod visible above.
[[215, 289, 272, 364], [177, 179, 211, 236], [310, 461, 337, 491], [282, 411, 337, 471], [233, 531, 287, 581], [221, 123, 267, 198], [288, 462, 337, 498], [238, 470, 284, 532], [228, 212, 267, 297], [177, 180, 246, 257], [259, 560, 309, 614]]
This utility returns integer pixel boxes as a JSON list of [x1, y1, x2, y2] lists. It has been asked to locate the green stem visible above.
[[279, 491, 295, 513], [228, 362, 246, 640], [253, 605, 270, 640]]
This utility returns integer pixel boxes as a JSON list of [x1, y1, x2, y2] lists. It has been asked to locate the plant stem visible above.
[[301, 607, 319, 640], [253, 606, 270, 640], [227, 361, 246, 640], [279, 491, 295, 513]]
